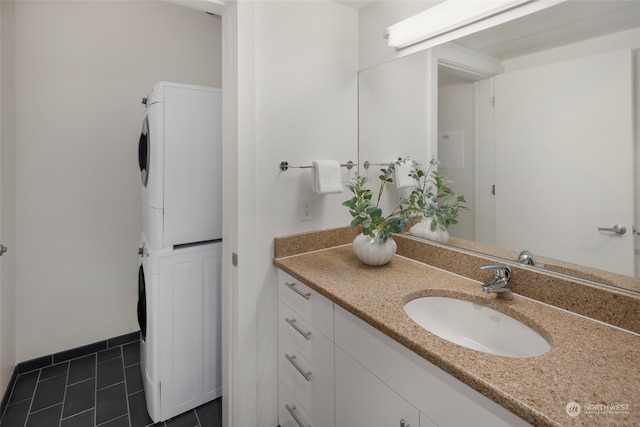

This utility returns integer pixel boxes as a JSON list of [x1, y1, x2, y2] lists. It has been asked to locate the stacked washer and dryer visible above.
[[137, 82, 223, 423]]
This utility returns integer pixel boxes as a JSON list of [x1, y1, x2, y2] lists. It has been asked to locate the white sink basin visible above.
[[403, 296, 550, 358]]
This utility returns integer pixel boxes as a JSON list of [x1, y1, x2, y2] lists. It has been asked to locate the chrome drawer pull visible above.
[[285, 318, 312, 340], [285, 354, 311, 381], [285, 404, 309, 427], [284, 282, 311, 300]]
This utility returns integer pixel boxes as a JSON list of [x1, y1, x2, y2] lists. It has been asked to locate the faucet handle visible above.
[[480, 264, 511, 279], [517, 250, 535, 265]]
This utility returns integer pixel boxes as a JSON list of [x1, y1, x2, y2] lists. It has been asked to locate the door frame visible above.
[[429, 44, 502, 244], [167, 1, 257, 425]]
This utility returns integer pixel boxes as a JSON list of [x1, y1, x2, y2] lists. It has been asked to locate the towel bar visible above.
[[280, 160, 354, 171], [363, 161, 391, 169]]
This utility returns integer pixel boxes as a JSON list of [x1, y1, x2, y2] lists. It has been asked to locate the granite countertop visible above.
[[274, 243, 640, 427]]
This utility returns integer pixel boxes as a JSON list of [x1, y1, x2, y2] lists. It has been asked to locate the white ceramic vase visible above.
[[409, 217, 450, 243], [352, 233, 397, 266]]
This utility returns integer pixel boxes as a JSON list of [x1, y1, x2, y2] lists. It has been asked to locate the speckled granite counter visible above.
[[274, 231, 640, 427]]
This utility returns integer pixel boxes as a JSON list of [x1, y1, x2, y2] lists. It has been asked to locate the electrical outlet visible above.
[[300, 199, 312, 221]]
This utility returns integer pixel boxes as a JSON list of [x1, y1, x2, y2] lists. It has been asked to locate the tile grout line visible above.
[[59, 378, 95, 423], [120, 345, 133, 427], [96, 346, 128, 426], [96, 414, 128, 426], [94, 350, 98, 427], [96, 380, 127, 392], [0, 371, 17, 420], [22, 368, 42, 427], [58, 362, 70, 427], [1, 376, 25, 415], [62, 407, 94, 424]]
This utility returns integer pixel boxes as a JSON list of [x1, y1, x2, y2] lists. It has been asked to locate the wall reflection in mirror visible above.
[[358, 0, 640, 294]]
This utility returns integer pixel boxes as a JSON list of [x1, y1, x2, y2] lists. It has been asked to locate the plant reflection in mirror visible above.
[[343, 158, 468, 243], [405, 158, 469, 232]]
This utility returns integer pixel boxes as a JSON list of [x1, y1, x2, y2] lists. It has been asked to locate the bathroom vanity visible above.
[[273, 228, 640, 427]]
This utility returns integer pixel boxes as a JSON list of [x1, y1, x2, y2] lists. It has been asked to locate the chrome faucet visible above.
[[517, 250, 545, 268], [517, 250, 535, 266], [480, 264, 513, 301]]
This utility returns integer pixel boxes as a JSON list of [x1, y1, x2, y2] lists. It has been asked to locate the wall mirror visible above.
[[358, 0, 640, 294]]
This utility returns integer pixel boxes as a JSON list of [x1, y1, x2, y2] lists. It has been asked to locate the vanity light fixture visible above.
[[386, 0, 537, 49]]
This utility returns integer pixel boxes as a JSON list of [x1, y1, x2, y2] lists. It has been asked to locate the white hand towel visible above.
[[394, 160, 415, 188], [312, 160, 343, 194]]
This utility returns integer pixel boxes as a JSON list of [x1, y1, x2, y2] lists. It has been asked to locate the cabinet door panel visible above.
[[335, 305, 529, 427], [335, 347, 419, 427]]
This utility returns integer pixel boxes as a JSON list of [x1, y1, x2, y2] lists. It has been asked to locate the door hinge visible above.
[[232, 252, 238, 266], [491, 184, 496, 195], [492, 96, 495, 107]]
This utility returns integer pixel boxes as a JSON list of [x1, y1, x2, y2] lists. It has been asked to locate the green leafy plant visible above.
[[343, 157, 469, 242], [404, 158, 469, 232], [342, 159, 412, 243]]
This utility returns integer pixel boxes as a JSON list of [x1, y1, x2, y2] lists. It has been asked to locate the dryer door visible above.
[[137, 264, 147, 341], [138, 115, 150, 187]]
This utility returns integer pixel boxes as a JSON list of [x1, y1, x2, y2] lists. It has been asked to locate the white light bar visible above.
[[387, 0, 532, 49]]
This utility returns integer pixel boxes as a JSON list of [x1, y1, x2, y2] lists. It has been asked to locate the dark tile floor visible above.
[[0, 340, 222, 427]]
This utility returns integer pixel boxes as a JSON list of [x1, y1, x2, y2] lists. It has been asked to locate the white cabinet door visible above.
[[334, 305, 529, 427], [335, 346, 420, 427], [158, 243, 222, 419]]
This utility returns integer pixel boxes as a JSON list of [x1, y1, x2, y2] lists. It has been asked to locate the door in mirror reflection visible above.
[[493, 49, 634, 276]]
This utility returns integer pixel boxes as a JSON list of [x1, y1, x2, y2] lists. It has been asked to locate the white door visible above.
[[494, 49, 634, 276]]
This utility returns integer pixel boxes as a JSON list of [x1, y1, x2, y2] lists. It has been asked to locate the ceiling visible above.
[[336, 0, 640, 60], [453, 0, 640, 59], [175, 0, 640, 60]]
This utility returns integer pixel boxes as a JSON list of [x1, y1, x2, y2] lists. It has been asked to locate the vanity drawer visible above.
[[278, 270, 334, 340], [279, 381, 326, 427], [279, 301, 334, 385], [278, 336, 334, 427]]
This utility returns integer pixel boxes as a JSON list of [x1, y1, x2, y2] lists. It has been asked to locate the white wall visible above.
[[358, 50, 432, 215], [0, 0, 17, 392], [13, 0, 221, 362], [231, 1, 358, 425]]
